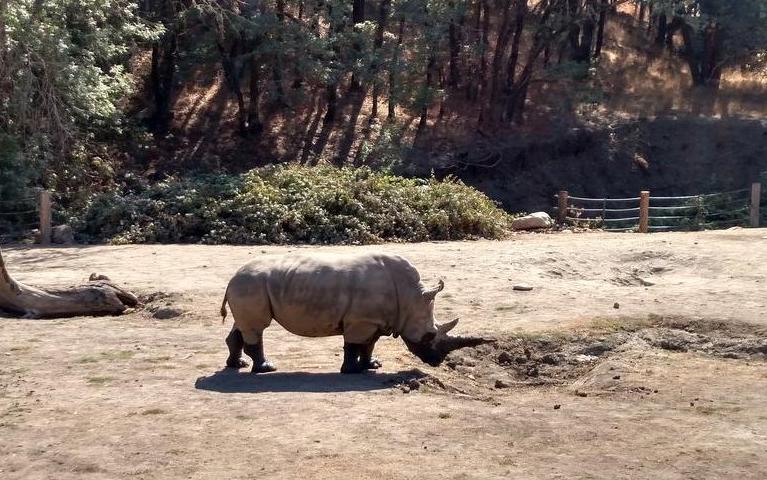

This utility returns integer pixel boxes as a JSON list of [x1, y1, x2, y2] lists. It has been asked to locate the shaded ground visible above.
[[1, 229, 766, 479]]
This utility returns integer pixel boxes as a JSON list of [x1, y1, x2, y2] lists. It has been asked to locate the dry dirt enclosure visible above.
[[1, 229, 767, 479]]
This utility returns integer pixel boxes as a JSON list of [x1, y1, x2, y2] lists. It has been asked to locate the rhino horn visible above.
[[423, 279, 445, 300], [436, 318, 459, 336], [436, 335, 495, 354]]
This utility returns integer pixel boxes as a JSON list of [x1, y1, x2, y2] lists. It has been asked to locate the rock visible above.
[[575, 390, 588, 397], [51, 225, 75, 244], [512, 284, 534, 292], [407, 379, 421, 391], [613, 302, 620, 309], [553, 404, 561, 410], [511, 212, 553, 231], [579, 342, 613, 357], [573, 354, 598, 363], [497, 351, 514, 365], [540, 353, 563, 365], [89, 273, 111, 281], [152, 307, 183, 319], [494, 379, 510, 389], [612, 375, 621, 380], [639, 328, 703, 352], [526, 366, 539, 377]]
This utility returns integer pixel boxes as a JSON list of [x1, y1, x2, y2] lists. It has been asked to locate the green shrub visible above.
[[68, 165, 512, 244]]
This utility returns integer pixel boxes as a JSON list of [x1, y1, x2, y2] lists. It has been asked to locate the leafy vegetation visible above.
[[0, 0, 161, 200], [2, 1, 767, 242], [70, 165, 513, 244]]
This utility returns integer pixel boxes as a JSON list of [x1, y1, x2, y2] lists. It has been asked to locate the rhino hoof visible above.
[[365, 358, 382, 370], [226, 358, 249, 369], [252, 361, 276, 374]]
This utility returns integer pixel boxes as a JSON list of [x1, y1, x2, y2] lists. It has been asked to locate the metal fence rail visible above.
[[552, 184, 761, 232]]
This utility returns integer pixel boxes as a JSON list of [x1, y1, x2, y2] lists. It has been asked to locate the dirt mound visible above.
[[428, 316, 767, 397]]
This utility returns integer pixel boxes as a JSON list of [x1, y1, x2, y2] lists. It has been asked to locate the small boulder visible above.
[[497, 351, 514, 365], [52, 225, 75, 244], [511, 212, 553, 231], [152, 307, 183, 320], [494, 379, 510, 389]]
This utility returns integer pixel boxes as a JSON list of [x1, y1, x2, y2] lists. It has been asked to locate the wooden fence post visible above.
[[557, 191, 568, 224], [751, 183, 762, 228], [639, 191, 650, 233], [38, 190, 52, 245]]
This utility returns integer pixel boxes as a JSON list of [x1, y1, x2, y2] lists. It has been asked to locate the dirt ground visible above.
[[1, 229, 766, 479]]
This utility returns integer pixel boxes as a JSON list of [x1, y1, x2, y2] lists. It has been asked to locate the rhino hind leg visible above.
[[225, 328, 249, 369], [243, 336, 276, 374]]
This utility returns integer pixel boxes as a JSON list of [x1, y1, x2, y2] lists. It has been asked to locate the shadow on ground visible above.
[[194, 368, 426, 394]]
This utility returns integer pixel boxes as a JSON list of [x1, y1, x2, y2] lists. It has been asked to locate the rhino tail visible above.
[[220, 287, 229, 323]]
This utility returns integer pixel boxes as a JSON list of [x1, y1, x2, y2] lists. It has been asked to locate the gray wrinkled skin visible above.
[[221, 252, 485, 367]]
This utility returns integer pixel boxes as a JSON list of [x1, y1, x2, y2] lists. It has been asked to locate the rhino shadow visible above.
[[194, 368, 427, 394]]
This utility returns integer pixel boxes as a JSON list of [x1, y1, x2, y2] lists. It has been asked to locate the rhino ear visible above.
[[436, 318, 459, 336], [423, 279, 445, 301]]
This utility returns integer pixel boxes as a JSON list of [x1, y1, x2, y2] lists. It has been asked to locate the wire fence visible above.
[[0, 194, 41, 244], [553, 187, 758, 232]]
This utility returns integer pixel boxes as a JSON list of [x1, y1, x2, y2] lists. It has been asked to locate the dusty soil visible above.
[[1, 229, 766, 479]]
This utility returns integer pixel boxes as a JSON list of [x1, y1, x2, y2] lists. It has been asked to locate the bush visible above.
[[69, 165, 512, 244]]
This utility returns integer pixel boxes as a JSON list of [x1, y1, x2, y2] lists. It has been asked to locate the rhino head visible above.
[[401, 280, 493, 367]]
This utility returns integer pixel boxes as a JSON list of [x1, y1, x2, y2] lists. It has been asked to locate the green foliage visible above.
[[69, 165, 512, 244], [0, 0, 161, 193]]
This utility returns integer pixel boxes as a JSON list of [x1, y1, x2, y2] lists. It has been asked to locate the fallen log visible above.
[[0, 247, 139, 318]]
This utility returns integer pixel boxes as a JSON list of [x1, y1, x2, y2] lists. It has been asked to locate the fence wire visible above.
[[0, 195, 40, 244], [553, 187, 757, 232]]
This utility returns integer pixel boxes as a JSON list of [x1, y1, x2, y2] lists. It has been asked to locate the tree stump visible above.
[[0, 247, 139, 318]]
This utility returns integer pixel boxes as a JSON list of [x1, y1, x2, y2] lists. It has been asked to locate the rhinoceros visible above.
[[220, 252, 490, 373]]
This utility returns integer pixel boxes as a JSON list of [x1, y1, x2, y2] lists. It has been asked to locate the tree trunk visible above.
[[248, 58, 263, 134], [217, 39, 248, 134], [447, 1, 462, 88], [489, 0, 513, 119], [655, 13, 667, 46], [371, 0, 391, 119], [148, 0, 178, 134], [0, 248, 138, 318], [0, 0, 7, 66], [679, 19, 722, 89], [350, 0, 366, 90], [388, 17, 405, 121], [701, 21, 723, 88], [574, 17, 596, 63], [506, 0, 526, 85], [477, 0, 490, 99], [594, 0, 608, 58], [417, 53, 436, 137]]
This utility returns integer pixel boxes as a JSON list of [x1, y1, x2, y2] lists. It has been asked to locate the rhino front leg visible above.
[[242, 332, 276, 374], [225, 328, 249, 369], [359, 337, 382, 370], [341, 339, 382, 373], [340, 343, 364, 374]]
